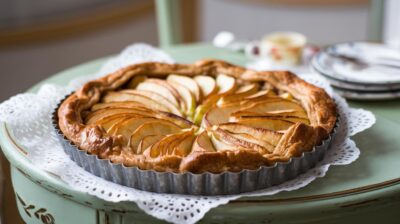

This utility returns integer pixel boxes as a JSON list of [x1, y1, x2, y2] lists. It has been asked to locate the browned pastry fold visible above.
[[57, 59, 337, 173]]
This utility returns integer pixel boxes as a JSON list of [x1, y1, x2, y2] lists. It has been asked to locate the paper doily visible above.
[[0, 44, 375, 224]]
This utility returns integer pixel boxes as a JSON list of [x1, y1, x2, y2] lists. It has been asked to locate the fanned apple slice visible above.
[[119, 89, 181, 115], [167, 74, 202, 103], [157, 111, 194, 128], [146, 79, 186, 110], [232, 117, 295, 131], [144, 135, 176, 158], [193, 75, 238, 124], [91, 102, 148, 111], [216, 89, 280, 107], [85, 108, 151, 124], [136, 80, 182, 109], [102, 91, 172, 113], [167, 80, 196, 117], [243, 89, 278, 101], [170, 132, 196, 157], [144, 130, 193, 158], [270, 116, 310, 124], [241, 99, 306, 116], [104, 116, 144, 136], [211, 127, 272, 154], [210, 132, 238, 151], [130, 121, 182, 152], [194, 75, 217, 99], [202, 104, 245, 129], [217, 83, 259, 106], [94, 115, 132, 132], [230, 109, 308, 120], [86, 107, 192, 129], [231, 115, 309, 125], [192, 131, 216, 152], [114, 118, 184, 146], [137, 135, 164, 155], [218, 123, 283, 146], [126, 75, 147, 89], [109, 117, 160, 139], [193, 102, 218, 125], [228, 132, 274, 153], [90, 101, 193, 128], [216, 74, 237, 95]]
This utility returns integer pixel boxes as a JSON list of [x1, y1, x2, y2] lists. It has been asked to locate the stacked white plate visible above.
[[311, 42, 400, 100]]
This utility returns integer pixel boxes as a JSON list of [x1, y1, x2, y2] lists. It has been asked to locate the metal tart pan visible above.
[[52, 96, 338, 195]]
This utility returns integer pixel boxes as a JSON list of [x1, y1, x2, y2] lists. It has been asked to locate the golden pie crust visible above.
[[57, 60, 337, 173]]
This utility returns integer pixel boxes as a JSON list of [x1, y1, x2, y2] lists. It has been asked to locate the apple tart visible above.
[[55, 59, 337, 194]]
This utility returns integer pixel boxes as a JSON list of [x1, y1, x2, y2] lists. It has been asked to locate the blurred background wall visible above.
[[200, 0, 369, 44], [0, 0, 373, 102], [0, 0, 157, 102]]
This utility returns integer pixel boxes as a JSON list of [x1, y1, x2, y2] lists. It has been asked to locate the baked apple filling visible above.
[[58, 60, 336, 173], [83, 73, 310, 159]]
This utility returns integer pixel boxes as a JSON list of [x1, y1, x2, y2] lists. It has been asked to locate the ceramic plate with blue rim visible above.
[[312, 42, 400, 85]]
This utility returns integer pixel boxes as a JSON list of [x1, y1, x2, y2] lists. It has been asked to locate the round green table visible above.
[[1, 44, 400, 224]]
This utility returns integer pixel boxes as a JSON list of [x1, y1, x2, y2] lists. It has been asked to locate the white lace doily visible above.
[[0, 44, 375, 224]]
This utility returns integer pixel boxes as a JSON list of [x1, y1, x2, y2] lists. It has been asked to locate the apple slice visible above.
[[194, 75, 217, 99], [167, 74, 202, 103], [193, 96, 222, 125], [231, 114, 309, 125], [230, 109, 308, 120], [228, 132, 274, 153], [109, 117, 159, 138], [126, 75, 147, 89], [218, 123, 283, 146], [104, 115, 144, 136], [211, 127, 272, 154], [86, 107, 192, 128], [95, 115, 132, 132], [90, 105, 193, 128], [217, 83, 259, 106], [232, 117, 295, 131], [193, 75, 238, 124], [144, 130, 193, 158], [216, 74, 237, 95], [91, 102, 192, 127], [136, 80, 182, 109], [130, 121, 182, 152], [157, 111, 194, 128], [91, 102, 147, 111], [85, 108, 151, 124], [216, 90, 280, 107], [240, 99, 306, 116], [167, 80, 196, 118], [102, 91, 182, 116], [144, 135, 176, 158], [235, 83, 260, 95], [210, 132, 238, 151], [170, 131, 196, 157], [119, 89, 182, 115], [102, 91, 169, 111], [242, 89, 278, 102], [202, 103, 245, 129], [114, 118, 184, 146], [137, 135, 164, 155], [192, 131, 216, 152]]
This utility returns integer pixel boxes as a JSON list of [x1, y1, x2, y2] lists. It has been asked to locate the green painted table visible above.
[[1, 43, 400, 224]]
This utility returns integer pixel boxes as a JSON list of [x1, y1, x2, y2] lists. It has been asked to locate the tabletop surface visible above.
[[23, 43, 400, 202]]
